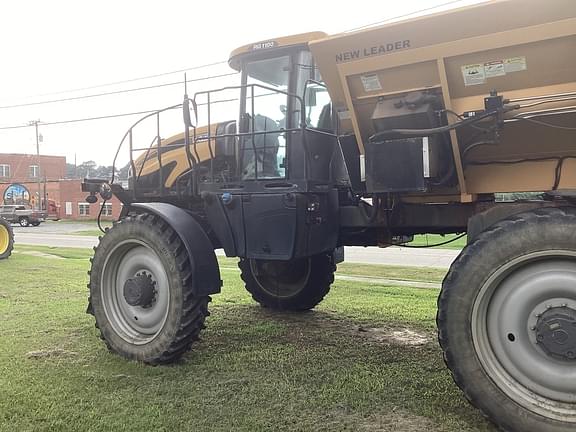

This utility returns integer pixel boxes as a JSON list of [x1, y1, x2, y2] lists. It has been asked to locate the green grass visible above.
[[0, 246, 494, 432], [68, 222, 113, 237], [408, 234, 467, 249], [14, 244, 94, 260], [337, 262, 447, 283], [69, 229, 109, 236]]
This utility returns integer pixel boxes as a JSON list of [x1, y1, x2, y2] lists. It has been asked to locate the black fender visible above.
[[467, 201, 557, 243], [130, 202, 222, 296]]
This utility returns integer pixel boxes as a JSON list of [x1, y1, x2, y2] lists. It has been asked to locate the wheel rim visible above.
[[100, 239, 170, 345], [249, 258, 312, 299], [472, 250, 576, 422], [20, 218, 28, 227], [0, 224, 9, 254]]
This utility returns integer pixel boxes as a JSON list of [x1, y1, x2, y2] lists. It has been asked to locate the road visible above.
[[14, 232, 99, 249], [12, 222, 460, 268]]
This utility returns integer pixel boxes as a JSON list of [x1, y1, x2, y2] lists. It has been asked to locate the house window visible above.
[[0, 164, 10, 178], [101, 203, 113, 216], [29, 165, 39, 178], [78, 203, 90, 216]]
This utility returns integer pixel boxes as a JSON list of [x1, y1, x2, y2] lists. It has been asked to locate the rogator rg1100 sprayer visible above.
[[82, 0, 576, 430]]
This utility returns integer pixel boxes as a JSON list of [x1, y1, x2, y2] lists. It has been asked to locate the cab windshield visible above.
[[239, 50, 333, 180], [241, 56, 291, 179]]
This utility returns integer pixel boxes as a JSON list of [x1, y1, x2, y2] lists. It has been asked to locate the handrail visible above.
[[119, 82, 312, 194]]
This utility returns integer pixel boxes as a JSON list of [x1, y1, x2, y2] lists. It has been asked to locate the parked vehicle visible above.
[[0, 205, 47, 227]]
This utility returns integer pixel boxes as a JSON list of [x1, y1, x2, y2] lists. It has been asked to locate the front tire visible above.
[[239, 253, 335, 311], [19, 217, 29, 227], [0, 217, 14, 260], [88, 213, 210, 364], [438, 208, 576, 432]]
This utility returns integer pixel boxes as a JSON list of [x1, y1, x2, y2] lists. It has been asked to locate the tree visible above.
[[65, 163, 77, 178], [76, 161, 97, 179], [117, 163, 130, 181]]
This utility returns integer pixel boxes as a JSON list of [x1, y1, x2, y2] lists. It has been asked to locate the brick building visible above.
[[0, 153, 122, 220]]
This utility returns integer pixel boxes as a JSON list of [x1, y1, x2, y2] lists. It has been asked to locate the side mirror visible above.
[[183, 96, 197, 128]]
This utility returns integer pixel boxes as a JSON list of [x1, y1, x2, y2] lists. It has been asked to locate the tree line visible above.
[[66, 161, 130, 181]]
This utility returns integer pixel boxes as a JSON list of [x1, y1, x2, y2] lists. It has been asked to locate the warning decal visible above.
[[461, 64, 486, 86], [462, 56, 527, 86], [504, 56, 527, 73], [360, 74, 383, 92], [484, 60, 505, 78]]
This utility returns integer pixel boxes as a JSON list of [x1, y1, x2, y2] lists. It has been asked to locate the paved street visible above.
[[14, 232, 99, 249], [12, 221, 460, 268], [12, 222, 100, 249], [343, 246, 459, 268]]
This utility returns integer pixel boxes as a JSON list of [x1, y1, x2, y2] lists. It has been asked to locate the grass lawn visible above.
[[0, 246, 494, 432], [64, 223, 468, 251], [408, 234, 467, 249], [68, 222, 113, 237], [68, 229, 107, 236]]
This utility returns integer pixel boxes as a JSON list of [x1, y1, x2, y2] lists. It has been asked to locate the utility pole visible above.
[[28, 120, 42, 211]]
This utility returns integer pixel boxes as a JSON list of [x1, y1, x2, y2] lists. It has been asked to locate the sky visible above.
[[0, 0, 487, 167]]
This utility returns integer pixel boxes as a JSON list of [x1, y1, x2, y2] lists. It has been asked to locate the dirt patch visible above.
[[321, 409, 441, 432], [360, 411, 440, 432], [357, 326, 431, 346], [247, 307, 433, 347], [26, 348, 78, 359]]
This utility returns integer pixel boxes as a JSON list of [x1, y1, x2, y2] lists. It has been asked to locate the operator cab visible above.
[[196, 32, 340, 192], [118, 32, 346, 200]]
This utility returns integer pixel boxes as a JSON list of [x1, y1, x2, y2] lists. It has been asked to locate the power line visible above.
[[3, 2, 478, 106], [0, 72, 239, 110], [10, 60, 229, 101], [0, 96, 242, 130], [0, 2, 486, 129], [0, 109, 161, 130], [0, 2, 481, 111], [345, 0, 480, 32]]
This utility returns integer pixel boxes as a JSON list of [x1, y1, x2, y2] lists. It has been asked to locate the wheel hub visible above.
[[123, 273, 156, 308], [249, 258, 312, 299], [535, 306, 576, 361]]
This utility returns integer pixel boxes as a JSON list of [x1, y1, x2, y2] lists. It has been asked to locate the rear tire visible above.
[[438, 207, 576, 432], [239, 253, 335, 311], [88, 213, 210, 364], [0, 217, 14, 260]]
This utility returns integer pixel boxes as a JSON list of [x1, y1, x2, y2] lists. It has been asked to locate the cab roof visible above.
[[228, 31, 327, 70]]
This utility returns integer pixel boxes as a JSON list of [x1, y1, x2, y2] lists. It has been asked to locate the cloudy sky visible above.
[[0, 0, 487, 167]]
